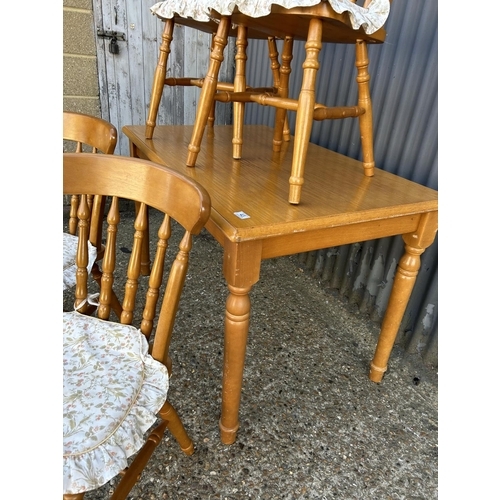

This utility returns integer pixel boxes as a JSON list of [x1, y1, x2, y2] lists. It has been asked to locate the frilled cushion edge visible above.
[[63, 311, 169, 494], [63, 233, 98, 291], [150, 0, 390, 34], [330, 0, 389, 35]]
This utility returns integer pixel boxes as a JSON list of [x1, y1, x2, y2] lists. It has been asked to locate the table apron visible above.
[[206, 211, 433, 260], [259, 213, 430, 260]]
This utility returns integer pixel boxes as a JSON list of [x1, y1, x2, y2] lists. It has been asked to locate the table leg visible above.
[[219, 283, 252, 444], [370, 212, 438, 382], [219, 240, 262, 444]]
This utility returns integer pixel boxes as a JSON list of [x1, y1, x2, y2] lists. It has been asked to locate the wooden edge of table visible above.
[[122, 124, 437, 246]]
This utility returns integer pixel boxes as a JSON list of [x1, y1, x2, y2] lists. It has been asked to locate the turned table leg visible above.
[[219, 240, 262, 444], [219, 283, 253, 444], [370, 212, 438, 382]]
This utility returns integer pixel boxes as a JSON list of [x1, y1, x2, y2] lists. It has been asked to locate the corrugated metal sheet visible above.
[[244, 0, 438, 368], [92, 0, 437, 368]]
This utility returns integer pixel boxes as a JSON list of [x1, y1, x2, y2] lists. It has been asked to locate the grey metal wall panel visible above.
[[244, 0, 438, 368]]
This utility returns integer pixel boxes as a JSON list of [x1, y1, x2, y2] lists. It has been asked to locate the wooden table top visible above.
[[123, 125, 438, 247]]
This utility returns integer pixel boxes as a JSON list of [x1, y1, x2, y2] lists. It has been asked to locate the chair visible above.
[[146, 15, 291, 152], [63, 111, 123, 315], [148, 0, 391, 204], [63, 153, 211, 499]]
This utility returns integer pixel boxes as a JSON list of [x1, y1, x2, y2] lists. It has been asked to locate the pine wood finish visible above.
[[145, 17, 277, 141], [123, 124, 438, 445], [147, 1, 388, 204], [63, 111, 118, 155], [63, 153, 211, 499], [63, 111, 122, 316]]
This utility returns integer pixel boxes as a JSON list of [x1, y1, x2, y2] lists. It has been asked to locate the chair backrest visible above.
[[63, 111, 118, 251], [63, 152, 211, 366], [63, 111, 118, 154]]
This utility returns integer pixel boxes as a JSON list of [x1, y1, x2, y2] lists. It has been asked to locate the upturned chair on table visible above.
[[147, 0, 391, 204], [145, 16, 287, 147], [63, 111, 123, 317], [63, 153, 211, 499]]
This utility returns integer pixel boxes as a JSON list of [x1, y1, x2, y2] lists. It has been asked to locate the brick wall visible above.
[[63, 0, 100, 117]]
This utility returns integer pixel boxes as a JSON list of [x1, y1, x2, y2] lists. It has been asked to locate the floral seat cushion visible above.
[[63, 233, 98, 291], [150, 0, 390, 35], [63, 311, 169, 495]]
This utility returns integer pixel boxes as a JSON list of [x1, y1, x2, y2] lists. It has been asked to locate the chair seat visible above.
[[63, 311, 169, 495], [63, 233, 98, 291], [150, 0, 391, 35]]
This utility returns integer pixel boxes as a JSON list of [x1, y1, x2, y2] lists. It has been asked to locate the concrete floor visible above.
[[64, 207, 438, 500]]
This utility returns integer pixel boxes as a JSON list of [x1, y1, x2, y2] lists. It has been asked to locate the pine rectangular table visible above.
[[123, 124, 438, 445]]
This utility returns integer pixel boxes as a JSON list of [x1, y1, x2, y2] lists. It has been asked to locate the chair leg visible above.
[[158, 401, 195, 455], [187, 16, 231, 167], [104, 402, 193, 500], [110, 419, 170, 500], [355, 39, 375, 177], [207, 101, 216, 128], [232, 24, 248, 160], [207, 33, 217, 129], [271, 36, 294, 152], [288, 18, 323, 204], [146, 18, 175, 140]]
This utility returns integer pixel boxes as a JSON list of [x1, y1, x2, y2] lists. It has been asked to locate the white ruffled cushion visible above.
[[63, 233, 98, 291], [150, 0, 390, 35], [63, 311, 169, 495], [330, 0, 389, 34]]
